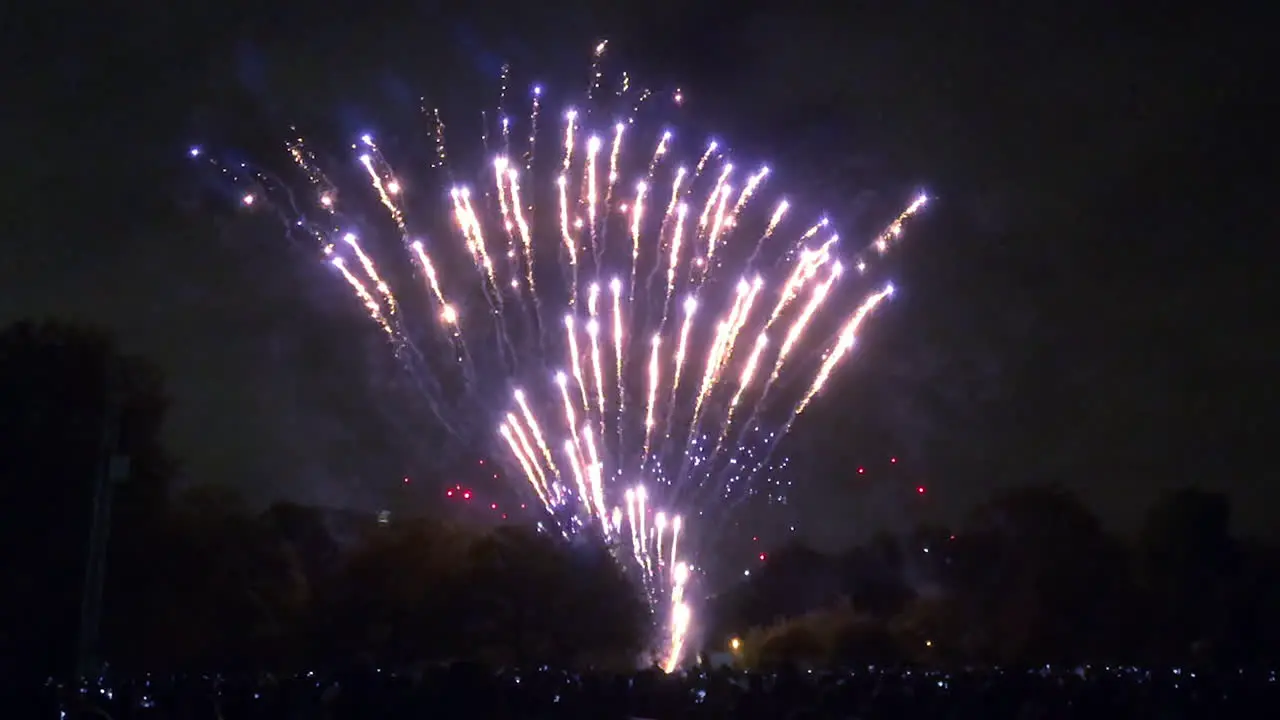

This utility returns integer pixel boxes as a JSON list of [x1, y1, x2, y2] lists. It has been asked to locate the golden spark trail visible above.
[[587, 319, 606, 420], [662, 602, 691, 673], [330, 258, 392, 337], [409, 241, 448, 309], [668, 298, 697, 401], [555, 372, 582, 455], [341, 234, 398, 313], [625, 488, 641, 559], [580, 423, 609, 523], [661, 203, 689, 326], [766, 262, 843, 386], [705, 183, 733, 267], [714, 275, 763, 379], [872, 194, 929, 255], [525, 86, 541, 171], [562, 109, 578, 171], [514, 389, 561, 482], [665, 167, 687, 221], [565, 440, 593, 520], [564, 316, 590, 411], [358, 153, 405, 228], [698, 165, 732, 237], [792, 285, 895, 418], [766, 236, 837, 328], [709, 333, 769, 462], [456, 188, 501, 293], [493, 158, 516, 258], [642, 334, 662, 462], [732, 166, 770, 217], [650, 131, 671, 171], [586, 135, 602, 236], [669, 517, 683, 580], [556, 176, 579, 305], [628, 180, 649, 302], [506, 412, 552, 504], [500, 422, 551, 510], [586, 283, 606, 418], [606, 123, 624, 205], [654, 512, 667, 565], [505, 167, 537, 297], [610, 277, 625, 417], [694, 140, 717, 176]]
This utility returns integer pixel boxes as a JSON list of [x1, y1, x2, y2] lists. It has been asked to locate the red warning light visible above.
[[916, 486, 926, 494], [520, 503, 527, 509], [752, 536, 759, 542], [446, 489, 453, 497], [890, 457, 897, 464], [479, 459, 484, 465], [463, 491, 472, 500], [490, 503, 497, 510], [857, 467, 865, 474], [502, 513, 508, 520], [759, 553, 767, 561], [403, 477, 410, 483]]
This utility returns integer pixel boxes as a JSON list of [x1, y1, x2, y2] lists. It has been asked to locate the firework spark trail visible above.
[[745, 284, 896, 489], [628, 180, 649, 305], [610, 277, 626, 454], [525, 86, 542, 172], [563, 315, 590, 413], [642, 334, 662, 463], [746, 200, 790, 267], [562, 109, 578, 172], [585, 135, 602, 260], [499, 62, 511, 155], [503, 416, 552, 510], [606, 123, 625, 211], [555, 175, 579, 306], [658, 201, 690, 330]]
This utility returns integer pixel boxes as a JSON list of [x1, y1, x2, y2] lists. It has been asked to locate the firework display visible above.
[[191, 41, 926, 670]]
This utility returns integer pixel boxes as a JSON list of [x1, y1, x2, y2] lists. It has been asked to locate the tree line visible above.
[[0, 320, 647, 685], [708, 484, 1280, 669], [4, 319, 1278, 686]]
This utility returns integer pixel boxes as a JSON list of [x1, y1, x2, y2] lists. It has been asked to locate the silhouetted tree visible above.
[[0, 320, 175, 685]]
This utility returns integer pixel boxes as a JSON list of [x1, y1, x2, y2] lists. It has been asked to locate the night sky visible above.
[[2, 2, 1272, 550]]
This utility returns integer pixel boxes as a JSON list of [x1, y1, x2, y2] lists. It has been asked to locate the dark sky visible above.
[[2, 2, 1273, 550]]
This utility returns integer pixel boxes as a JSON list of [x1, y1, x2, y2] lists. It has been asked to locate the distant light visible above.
[[188, 147, 201, 157], [743, 569, 750, 577], [490, 503, 497, 510], [917, 486, 926, 494], [926, 640, 933, 648], [403, 477, 410, 483], [479, 459, 485, 465], [241, 194, 255, 206], [857, 467, 865, 474], [890, 457, 898, 463], [729, 637, 741, 651], [446, 490, 453, 497], [759, 553, 767, 561], [463, 492, 471, 500]]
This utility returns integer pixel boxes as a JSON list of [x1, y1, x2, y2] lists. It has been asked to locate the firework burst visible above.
[[191, 44, 927, 670]]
